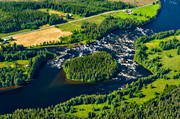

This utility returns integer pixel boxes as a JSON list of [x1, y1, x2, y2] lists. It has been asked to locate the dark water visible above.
[[0, 0, 180, 114], [144, 0, 180, 32]]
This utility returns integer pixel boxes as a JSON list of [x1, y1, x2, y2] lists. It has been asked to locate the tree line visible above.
[[0, 0, 132, 33], [0, 44, 56, 88], [0, 67, 27, 88], [0, 0, 132, 17], [28, 51, 55, 79], [0, 9, 66, 33], [63, 51, 118, 82], [159, 37, 180, 50]]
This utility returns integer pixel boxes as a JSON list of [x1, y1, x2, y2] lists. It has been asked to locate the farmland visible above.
[[13, 27, 71, 47]]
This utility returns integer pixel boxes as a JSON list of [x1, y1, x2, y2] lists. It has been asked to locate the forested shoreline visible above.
[[0, 43, 56, 88]]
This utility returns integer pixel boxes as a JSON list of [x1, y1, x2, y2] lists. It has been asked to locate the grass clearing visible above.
[[0, 60, 29, 68], [125, 78, 180, 104], [38, 8, 83, 21], [132, 4, 160, 17], [126, 32, 180, 104], [58, 15, 106, 32], [69, 103, 110, 118], [145, 34, 180, 78], [110, 0, 156, 6]]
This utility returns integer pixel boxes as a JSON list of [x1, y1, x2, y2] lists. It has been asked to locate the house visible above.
[[3, 37, 14, 42], [128, 10, 133, 15], [4, 39, 9, 41], [61, 14, 66, 17]]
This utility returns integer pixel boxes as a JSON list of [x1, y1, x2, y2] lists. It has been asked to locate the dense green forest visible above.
[[0, 8, 65, 33], [0, 0, 131, 33], [0, 43, 55, 88], [63, 51, 118, 82]]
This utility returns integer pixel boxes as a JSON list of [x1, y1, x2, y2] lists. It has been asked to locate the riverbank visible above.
[[0, 86, 21, 94]]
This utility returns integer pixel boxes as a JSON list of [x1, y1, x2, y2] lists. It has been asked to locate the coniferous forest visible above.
[[63, 51, 118, 82], [0, 0, 131, 33]]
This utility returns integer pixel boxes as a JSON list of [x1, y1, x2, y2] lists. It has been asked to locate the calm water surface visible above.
[[0, 0, 180, 114]]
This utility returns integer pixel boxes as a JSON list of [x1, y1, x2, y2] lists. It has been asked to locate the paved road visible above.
[[3, 4, 152, 39]]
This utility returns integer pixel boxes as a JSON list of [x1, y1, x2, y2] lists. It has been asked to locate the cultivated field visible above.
[[13, 27, 72, 47]]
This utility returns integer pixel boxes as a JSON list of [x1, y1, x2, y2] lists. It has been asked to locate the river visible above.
[[0, 0, 180, 114]]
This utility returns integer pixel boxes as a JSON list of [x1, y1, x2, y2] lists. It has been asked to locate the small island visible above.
[[63, 51, 118, 82]]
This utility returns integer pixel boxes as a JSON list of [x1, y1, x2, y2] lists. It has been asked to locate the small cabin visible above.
[[4, 39, 9, 41], [61, 14, 66, 17]]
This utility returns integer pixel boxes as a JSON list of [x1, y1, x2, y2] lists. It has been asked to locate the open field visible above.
[[0, 60, 29, 68], [125, 78, 180, 104], [13, 27, 72, 46], [110, 0, 156, 6], [38, 8, 83, 21], [145, 34, 180, 78]]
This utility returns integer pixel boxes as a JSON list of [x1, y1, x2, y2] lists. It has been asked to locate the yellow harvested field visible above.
[[13, 27, 72, 47]]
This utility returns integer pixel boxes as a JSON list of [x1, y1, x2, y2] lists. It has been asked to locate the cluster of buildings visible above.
[[123, 9, 133, 15], [61, 13, 73, 18]]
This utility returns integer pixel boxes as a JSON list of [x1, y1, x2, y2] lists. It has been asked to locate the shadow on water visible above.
[[0, 0, 180, 115]]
